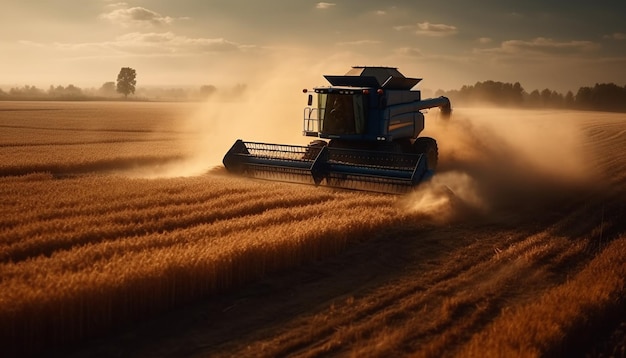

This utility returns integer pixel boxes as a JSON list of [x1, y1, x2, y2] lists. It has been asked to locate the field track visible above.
[[0, 102, 624, 357]]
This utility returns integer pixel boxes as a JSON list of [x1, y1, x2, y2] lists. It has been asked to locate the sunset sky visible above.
[[1, 1, 625, 93]]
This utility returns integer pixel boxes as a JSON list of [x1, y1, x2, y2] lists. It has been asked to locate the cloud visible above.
[[375, 10, 386, 15], [494, 37, 600, 55], [471, 37, 604, 70], [336, 40, 381, 46], [17, 40, 46, 48], [100, 6, 178, 27], [112, 32, 242, 53], [477, 37, 493, 44], [394, 47, 424, 57], [316, 2, 336, 9], [394, 22, 458, 37], [104, 2, 128, 7], [393, 25, 414, 31], [603, 32, 626, 40], [23, 32, 246, 56], [416, 22, 458, 37]]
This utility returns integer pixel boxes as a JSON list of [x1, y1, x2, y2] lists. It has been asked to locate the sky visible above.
[[1, 0, 625, 93]]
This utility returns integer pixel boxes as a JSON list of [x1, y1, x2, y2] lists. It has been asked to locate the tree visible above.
[[564, 91, 575, 108], [200, 85, 217, 99], [589, 83, 626, 112], [551, 90, 564, 108], [575, 86, 593, 109], [540, 88, 553, 107], [46, 84, 83, 98], [9, 85, 44, 97], [116, 67, 137, 98], [99, 82, 116, 97], [511, 82, 524, 105], [528, 89, 541, 107]]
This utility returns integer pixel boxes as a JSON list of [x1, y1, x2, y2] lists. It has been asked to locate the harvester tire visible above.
[[413, 137, 438, 170], [303, 140, 327, 160]]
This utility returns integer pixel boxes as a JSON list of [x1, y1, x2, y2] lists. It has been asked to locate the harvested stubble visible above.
[[460, 234, 626, 358]]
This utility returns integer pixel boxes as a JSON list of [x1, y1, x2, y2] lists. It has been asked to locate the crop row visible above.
[[0, 101, 203, 177], [0, 176, 335, 262], [0, 139, 195, 173], [0, 101, 200, 132], [0, 173, 413, 357], [0, 126, 183, 146]]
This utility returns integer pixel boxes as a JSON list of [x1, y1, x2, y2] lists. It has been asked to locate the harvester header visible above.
[[223, 66, 451, 194]]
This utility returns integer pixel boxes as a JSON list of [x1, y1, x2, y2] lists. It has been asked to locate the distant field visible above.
[[0, 101, 201, 176], [0, 101, 624, 357]]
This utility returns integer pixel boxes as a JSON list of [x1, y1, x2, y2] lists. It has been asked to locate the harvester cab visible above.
[[223, 66, 451, 194]]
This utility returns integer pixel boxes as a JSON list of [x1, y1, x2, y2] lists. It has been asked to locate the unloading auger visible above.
[[222, 66, 451, 194]]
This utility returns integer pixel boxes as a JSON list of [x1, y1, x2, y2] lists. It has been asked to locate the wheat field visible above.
[[0, 101, 624, 357]]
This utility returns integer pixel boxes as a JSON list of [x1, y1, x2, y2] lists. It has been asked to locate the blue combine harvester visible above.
[[223, 66, 452, 194]]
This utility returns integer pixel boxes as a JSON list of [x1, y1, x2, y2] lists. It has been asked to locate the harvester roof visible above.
[[324, 66, 422, 90]]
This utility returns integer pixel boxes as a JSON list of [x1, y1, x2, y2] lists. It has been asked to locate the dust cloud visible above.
[[120, 57, 593, 225], [132, 52, 433, 178], [151, 57, 344, 177], [402, 108, 593, 221]]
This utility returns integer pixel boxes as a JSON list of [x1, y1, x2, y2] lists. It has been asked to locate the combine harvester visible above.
[[223, 66, 451, 194]]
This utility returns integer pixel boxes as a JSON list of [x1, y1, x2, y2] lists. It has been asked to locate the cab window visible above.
[[319, 93, 365, 135]]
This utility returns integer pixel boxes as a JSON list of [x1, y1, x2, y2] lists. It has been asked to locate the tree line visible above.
[[2, 67, 624, 112], [0, 67, 137, 100], [0, 67, 246, 102], [0, 83, 244, 102], [436, 81, 626, 112]]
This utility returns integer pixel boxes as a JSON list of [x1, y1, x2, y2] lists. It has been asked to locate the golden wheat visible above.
[[0, 170, 409, 357], [1, 101, 624, 358]]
